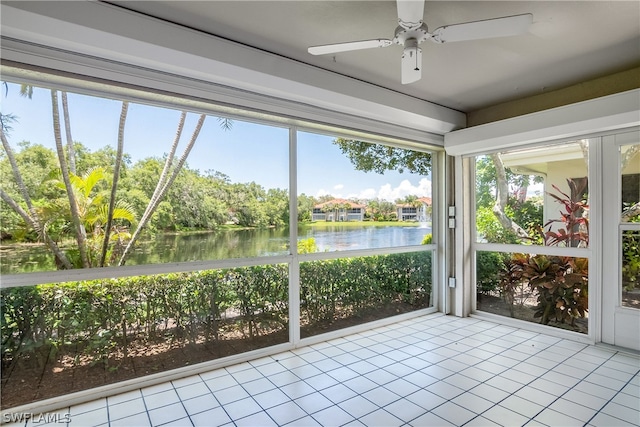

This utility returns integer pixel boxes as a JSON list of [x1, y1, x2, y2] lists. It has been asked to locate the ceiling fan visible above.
[[308, 0, 533, 84]]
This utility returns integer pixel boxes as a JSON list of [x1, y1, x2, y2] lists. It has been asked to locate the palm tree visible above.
[[1, 125, 73, 268], [47, 166, 136, 266], [61, 92, 77, 175], [118, 112, 206, 266], [100, 101, 129, 266], [51, 90, 90, 267]]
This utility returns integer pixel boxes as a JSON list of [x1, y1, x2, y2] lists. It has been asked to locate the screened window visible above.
[[1, 66, 440, 408], [473, 141, 591, 334]]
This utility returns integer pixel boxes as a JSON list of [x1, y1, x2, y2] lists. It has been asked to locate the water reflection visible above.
[[1, 225, 432, 273]]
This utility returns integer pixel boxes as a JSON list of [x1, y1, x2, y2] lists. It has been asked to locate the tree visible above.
[[45, 167, 136, 266], [100, 101, 129, 266], [490, 153, 529, 239], [51, 90, 90, 267], [297, 193, 316, 222], [333, 138, 431, 175], [118, 113, 206, 265], [0, 127, 73, 268], [264, 188, 289, 227]]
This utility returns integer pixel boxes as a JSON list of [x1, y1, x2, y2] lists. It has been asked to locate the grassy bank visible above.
[[305, 220, 430, 228]]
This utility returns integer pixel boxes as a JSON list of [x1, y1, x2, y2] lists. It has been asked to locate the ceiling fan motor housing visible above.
[[393, 22, 430, 46]]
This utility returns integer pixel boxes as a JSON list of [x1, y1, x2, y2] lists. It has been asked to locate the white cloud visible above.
[[315, 188, 331, 198], [355, 188, 377, 200], [315, 178, 432, 202], [377, 178, 432, 201]]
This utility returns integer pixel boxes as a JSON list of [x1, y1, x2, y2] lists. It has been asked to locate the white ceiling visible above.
[[108, 1, 639, 113]]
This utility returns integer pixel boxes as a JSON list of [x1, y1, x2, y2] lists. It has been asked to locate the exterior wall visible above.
[[622, 149, 640, 175], [311, 209, 364, 222], [397, 204, 431, 222], [544, 159, 588, 228]]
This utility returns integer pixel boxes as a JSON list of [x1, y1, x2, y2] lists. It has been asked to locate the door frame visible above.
[[601, 130, 640, 351]]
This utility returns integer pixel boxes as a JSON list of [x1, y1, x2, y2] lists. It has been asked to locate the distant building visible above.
[[312, 198, 365, 222], [396, 197, 432, 222]]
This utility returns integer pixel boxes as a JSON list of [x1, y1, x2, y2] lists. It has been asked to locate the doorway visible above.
[[602, 130, 640, 351]]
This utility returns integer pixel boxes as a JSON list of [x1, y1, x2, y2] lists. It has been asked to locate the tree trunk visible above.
[[622, 202, 640, 221], [490, 153, 529, 239], [100, 101, 129, 266], [2, 125, 73, 269], [149, 111, 186, 209], [1, 128, 37, 217], [51, 90, 90, 268], [61, 92, 76, 175], [119, 113, 206, 265], [0, 188, 73, 269]]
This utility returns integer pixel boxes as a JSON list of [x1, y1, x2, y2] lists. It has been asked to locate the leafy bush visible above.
[[297, 237, 318, 254], [502, 254, 588, 326], [497, 180, 590, 327], [476, 206, 520, 244], [622, 230, 640, 292], [476, 251, 507, 294], [300, 251, 432, 325], [1, 265, 287, 367], [2, 252, 432, 367]]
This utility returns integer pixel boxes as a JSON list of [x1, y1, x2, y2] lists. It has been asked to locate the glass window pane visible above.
[[475, 142, 589, 247], [620, 143, 640, 222], [1, 82, 289, 274], [475, 251, 588, 334], [0, 265, 289, 408], [297, 131, 433, 252], [300, 251, 433, 339], [622, 230, 640, 309]]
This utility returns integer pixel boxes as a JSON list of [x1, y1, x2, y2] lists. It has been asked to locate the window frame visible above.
[[0, 62, 444, 411]]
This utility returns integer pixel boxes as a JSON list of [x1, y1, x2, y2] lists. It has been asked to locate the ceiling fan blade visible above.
[[308, 39, 393, 55], [397, 0, 425, 29], [401, 43, 422, 84], [431, 13, 533, 43]]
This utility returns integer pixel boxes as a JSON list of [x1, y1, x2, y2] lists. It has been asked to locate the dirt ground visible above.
[[1, 302, 423, 409], [476, 293, 589, 334]]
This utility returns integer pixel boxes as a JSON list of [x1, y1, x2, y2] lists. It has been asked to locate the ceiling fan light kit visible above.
[[308, 0, 533, 84]]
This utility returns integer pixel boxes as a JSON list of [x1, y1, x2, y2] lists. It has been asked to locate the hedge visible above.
[[1, 251, 432, 365]]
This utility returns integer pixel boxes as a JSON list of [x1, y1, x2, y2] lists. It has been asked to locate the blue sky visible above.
[[2, 82, 432, 201]]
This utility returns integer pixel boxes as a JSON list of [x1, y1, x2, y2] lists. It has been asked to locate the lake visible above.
[[0, 224, 432, 274]]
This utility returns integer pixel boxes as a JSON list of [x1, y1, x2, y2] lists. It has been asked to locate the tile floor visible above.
[[9, 314, 640, 427]]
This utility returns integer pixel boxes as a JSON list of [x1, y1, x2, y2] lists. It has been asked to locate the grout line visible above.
[[39, 315, 639, 427], [582, 358, 640, 426]]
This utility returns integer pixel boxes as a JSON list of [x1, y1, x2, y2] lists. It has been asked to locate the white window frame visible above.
[[0, 8, 448, 412], [445, 90, 640, 344]]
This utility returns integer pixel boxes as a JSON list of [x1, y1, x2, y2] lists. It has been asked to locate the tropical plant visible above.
[[498, 179, 590, 327], [43, 167, 136, 267], [509, 254, 588, 326], [542, 179, 589, 247], [118, 112, 206, 265]]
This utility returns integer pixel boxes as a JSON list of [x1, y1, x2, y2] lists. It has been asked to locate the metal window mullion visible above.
[[473, 242, 591, 258], [0, 255, 294, 289], [288, 127, 301, 346]]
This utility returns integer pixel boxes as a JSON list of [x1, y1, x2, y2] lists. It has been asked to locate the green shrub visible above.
[[297, 237, 318, 254], [300, 252, 432, 325], [476, 251, 507, 294], [1, 252, 431, 366]]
